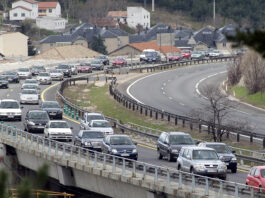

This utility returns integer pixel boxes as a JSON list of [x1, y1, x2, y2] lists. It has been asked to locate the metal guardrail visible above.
[[1, 123, 264, 198]]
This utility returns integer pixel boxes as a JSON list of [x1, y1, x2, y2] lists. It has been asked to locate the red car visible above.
[[246, 166, 265, 192], [112, 57, 127, 67], [168, 53, 183, 61], [78, 63, 92, 73], [181, 50, 191, 59]]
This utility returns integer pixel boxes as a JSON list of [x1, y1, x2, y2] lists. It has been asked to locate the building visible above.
[[107, 11, 127, 24], [89, 18, 117, 28], [36, 16, 67, 31], [9, 0, 38, 21], [38, 1, 61, 17], [0, 32, 28, 57], [127, 7, 150, 29]]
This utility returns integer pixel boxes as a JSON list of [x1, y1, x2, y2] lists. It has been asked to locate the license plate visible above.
[[207, 169, 217, 173], [50, 112, 56, 115], [121, 154, 129, 157], [226, 163, 229, 166], [8, 115, 14, 118]]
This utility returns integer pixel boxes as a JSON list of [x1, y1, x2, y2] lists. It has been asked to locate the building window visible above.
[[223, 42, 226, 47], [49, 9, 52, 13], [21, 13, 25, 17], [13, 13, 17, 17]]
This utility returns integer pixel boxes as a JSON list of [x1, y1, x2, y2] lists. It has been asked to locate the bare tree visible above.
[[227, 58, 242, 86]]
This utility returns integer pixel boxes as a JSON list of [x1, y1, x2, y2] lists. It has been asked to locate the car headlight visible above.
[[111, 149, 118, 154], [132, 149, 137, 153], [28, 121, 35, 126], [231, 157, 237, 162], [194, 164, 205, 169], [219, 164, 227, 169], [171, 149, 179, 153]]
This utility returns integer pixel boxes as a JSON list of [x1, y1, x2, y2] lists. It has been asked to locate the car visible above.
[[50, 69, 64, 81], [77, 63, 92, 73], [17, 68, 32, 79], [74, 130, 104, 151], [80, 113, 105, 129], [181, 50, 191, 59], [143, 51, 161, 62], [91, 59, 104, 70], [37, 72, 52, 85], [246, 166, 265, 192], [198, 142, 237, 173], [1, 71, 19, 83], [31, 66, 46, 76], [24, 110, 50, 132], [157, 132, 195, 162], [44, 120, 73, 141], [177, 147, 227, 180], [56, 64, 72, 77], [96, 55, 109, 65], [0, 76, 9, 89], [21, 84, 40, 98], [101, 135, 138, 160], [24, 79, 39, 86], [70, 65, 78, 75], [112, 57, 127, 67], [209, 50, 221, 58], [0, 99, 22, 121], [20, 89, 39, 104], [191, 51, 205, 60], [168, 53, 183, 61], [41, 101, 63, 119], [87, 120, 114, 136], [140, 49, 156, 61]]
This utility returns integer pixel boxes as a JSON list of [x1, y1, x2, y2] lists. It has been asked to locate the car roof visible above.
[[85, 112, 104, 116], [166, 132, 190, 135], [182, 146, 215, 151], [43, 101, 58, 103], [203, 142, 226, 146], [107, 134, 129, 138], [22, 89, 38, 92], [49, 120, 67, 123], [91, 120, 108, 122], [81, 130, 104, 133], [28, 110, 47, 113], [0, 99, 18, 102]]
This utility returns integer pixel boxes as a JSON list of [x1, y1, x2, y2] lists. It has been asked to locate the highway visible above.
[[0, 62, 256, 191]]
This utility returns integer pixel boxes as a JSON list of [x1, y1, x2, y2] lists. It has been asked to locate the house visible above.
[[174, 28, 194, 50], [0, 32, 28, 57], [215, 24, 236, 51], [107, 11, 127, 24], [109, 40, 181, 57], [193, 27, 217, 50], [89, 18, 117, 28], [9, 0, 38, 21], [38, 1, 61, 17], [36, 16, 67, 31], [127, 7, 150, 29]]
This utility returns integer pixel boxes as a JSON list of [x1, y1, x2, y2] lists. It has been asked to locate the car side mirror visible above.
[[133, 141, 138, 145], [70, 127, 73, 129], [232, 150, 236, 154], [20, 106, 24, 109]]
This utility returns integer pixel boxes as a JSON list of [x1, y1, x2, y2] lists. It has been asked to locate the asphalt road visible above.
[[0, 65, 248, 189]]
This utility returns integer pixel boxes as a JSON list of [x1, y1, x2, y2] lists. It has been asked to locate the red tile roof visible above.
[[107, 11, 127, 18], [38, 2, 58, 9], [130, 41, 181, 54], [14, 0, 38, 4], [90, 18, 117, 28], [11, 6, 32, 11]]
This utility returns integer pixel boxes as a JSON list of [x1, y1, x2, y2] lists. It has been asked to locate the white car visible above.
[[0, 99, 22, 121], [209, 50, 221, 57], [50, 69, 64, 81], [70, 65, 78, 75], [44, 120, 73, 141], [21, 83, 40, 98], [20, 89, 39, 104], [80, 112, 105, 129], [37, 72, 52, 85], [24, 79, 39, 86], [88, 120, 114, 136], [17, 68, 32, 79]]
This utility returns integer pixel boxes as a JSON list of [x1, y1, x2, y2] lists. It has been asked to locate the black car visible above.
[[1, 71, 19, 83], [0, 76, 8, 88], [41, 101, 63, 119], [74, 130, 104, 151], [24, 110, 50, 132], [31, 66, 46, 76], [101, 135, 138, 160], [56, 65, 72, 77], [157, 132, 195, 162], [96, 55, 109, 65], [144, 51, 161, 62]]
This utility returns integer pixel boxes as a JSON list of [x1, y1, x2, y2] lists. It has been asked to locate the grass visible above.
[[63, 84, 262, 151], [231, 86, 265, 109]]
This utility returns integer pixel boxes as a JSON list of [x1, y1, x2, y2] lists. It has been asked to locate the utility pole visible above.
[[144, 0, 146, 8], [213, 0, 216, 27], [152, 0, 155, 12]]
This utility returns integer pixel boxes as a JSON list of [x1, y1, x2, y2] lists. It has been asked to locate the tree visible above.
[[90, 35, 107, 55], [227, 58, 242, 86]]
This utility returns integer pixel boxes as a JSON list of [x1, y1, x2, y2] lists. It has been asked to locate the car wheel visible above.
[[219, 175, 226, 180], [231, 167, 237, 173], [157, 150, 163, 160], [177, 164, 181, 170], [167, 152, 174, 162]]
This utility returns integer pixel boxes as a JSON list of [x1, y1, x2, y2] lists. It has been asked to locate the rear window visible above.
[[0, 101, 19, 109], [87, 115, 104, 122], [83, 131, 104, 139], [192, 150, 218, 160], [169, 135, 194, 145]]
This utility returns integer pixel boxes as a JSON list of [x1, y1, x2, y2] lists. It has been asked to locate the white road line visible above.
[[168, 97, 173, 100], [179, 102, 185, 106]]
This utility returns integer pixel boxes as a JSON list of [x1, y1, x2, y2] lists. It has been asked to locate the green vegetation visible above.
[[90, 35, 107, 55], [231, 86, 265, 108]]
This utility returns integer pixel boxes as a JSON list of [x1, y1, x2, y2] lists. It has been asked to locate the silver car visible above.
[[70, 65, 78, 75], [20, 89, 39, 104], [177, 146, 227, 180], [17, 68, 32, 79], [50, 69, 64, 81], [37, 72, 52, 85]]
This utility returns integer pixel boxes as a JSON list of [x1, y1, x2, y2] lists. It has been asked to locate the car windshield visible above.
[[92, 121, 111, 128], [0, 101, 19, 109], [23, 85, 38, 89], [80, 63, 90, 66], [82, 131, 104, 139], [169, 135, 194, 145], [58, 65, 69, 69], [261, 169, 265, 178], [193, 150, 219, 160], [29, 112, 49, 119], [22, 89, 37, 94], [50, 122, 69, 128], [92, 60, 101, 64], [39, 73, 49, 77], [0, 76, 7, 80], [110, 136, 133, 145], [97, 56, 106, 59], [4, 71, 17, 75], [18, 68, 30, 72], [206, 144, 231, 154], [115, 58, 124, 61], [213, 50, 219, 53], [50, 70, 61, 73], [25, 79, 37, 84], [42, 102, 60, 108], [33, 66, 44, 70], [146, 52, 156, 57], [193, 51, 202, 54], [87, 115, 104, 122], [182, 50, 190, 53]]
